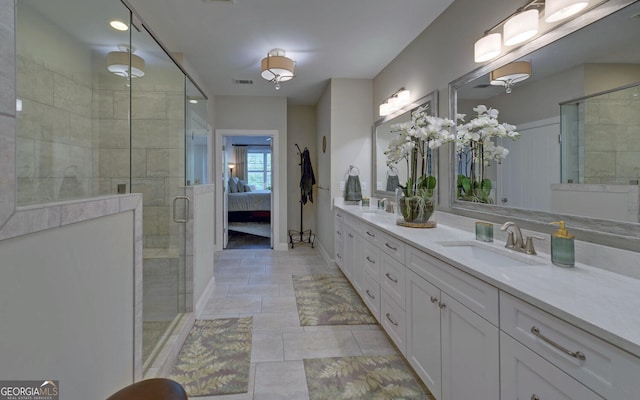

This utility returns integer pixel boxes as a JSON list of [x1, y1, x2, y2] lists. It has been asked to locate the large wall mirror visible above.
[[372, 92, 438, 199], [449, 0, 640, 247]]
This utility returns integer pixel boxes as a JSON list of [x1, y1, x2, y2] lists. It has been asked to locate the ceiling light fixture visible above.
[[107, 50, 145, 78], [379, 88, 411, 117], [490, 61, 531, 93], [260, 49, 295, 90], [109, 19, 129, 31], [545, 0, 590, 22], [504, 9, 539, 46]]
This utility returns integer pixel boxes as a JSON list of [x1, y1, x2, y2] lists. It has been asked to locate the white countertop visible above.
[[335, 203, 640, 359]]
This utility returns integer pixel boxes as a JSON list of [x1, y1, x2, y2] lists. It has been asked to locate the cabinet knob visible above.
[[348, 233, 354, 238], [439, 303, 446, 310], [430, 296, 439, 304]]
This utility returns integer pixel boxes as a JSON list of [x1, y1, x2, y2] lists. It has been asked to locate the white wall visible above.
[[288, 105, 317, 235], [193, 188, 215, 308], [214, 96, 288, 248], [315, 79, 373, 258], [0, 213, 135, 399]]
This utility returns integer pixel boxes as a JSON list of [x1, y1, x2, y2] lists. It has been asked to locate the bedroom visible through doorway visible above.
[[225, 135, 273, 249]]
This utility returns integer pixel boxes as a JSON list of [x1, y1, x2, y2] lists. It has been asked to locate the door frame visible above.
[[215, 129, 280, 251]]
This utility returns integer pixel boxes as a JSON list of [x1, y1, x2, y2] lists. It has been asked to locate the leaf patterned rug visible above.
[[293, 274, 376, 326], [304, 355, 433, 400], [169, 317, 252, 397]]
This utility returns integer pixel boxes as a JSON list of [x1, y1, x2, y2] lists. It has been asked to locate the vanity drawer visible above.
[[343, 215, 363, 236], [500, 292, 640, 399], [358, 269, 381, 321], [362, 224, 381, 244], [407, 246, 499, 325], [381, 292, 406, 355], [501, 332, 604, 400], [362, 241, 382, 282], [381, 254, 405, 309], [378, 230, 405, 264]]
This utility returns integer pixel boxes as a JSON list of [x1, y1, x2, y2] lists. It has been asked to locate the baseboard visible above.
[[195, 275, 217, 317], [316, 239, 334, 266]]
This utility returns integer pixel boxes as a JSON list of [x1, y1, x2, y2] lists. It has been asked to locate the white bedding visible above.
[[228, 190, 271, 212]]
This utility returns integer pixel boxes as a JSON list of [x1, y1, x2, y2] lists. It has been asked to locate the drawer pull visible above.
[[439, 302, 446, 310], [385, 273, 398, 283], [336, 230, 342, 235], [531, 395, 540, 400], [336, 253, 342, 259], [348, 233, 354, 238], [530, 326, 586, 361], [366, 289, 375, 299], [385, 313, 399, 327], [366, 231, 376, 238], [366, 256, 376, 264], [430, 296, 439, 304], [337, 213, 342, 217], [385, 243, 398, 251]]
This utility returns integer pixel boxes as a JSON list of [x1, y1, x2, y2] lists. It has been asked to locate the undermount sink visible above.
[[437, 241, 545, 267], [360, 209, 389, 215]]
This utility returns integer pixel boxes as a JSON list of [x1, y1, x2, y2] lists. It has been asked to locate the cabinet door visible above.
[[334, 220, 345, 268], [501, 333, 604, 400], [441, 293, 499, 400], [343, 227, 362, 285], [405, 270, 442, 400]]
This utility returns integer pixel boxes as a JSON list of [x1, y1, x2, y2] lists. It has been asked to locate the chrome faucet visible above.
[[500, 221, 544, 255]]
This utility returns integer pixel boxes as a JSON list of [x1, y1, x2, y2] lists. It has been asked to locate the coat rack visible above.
[[289, 144, 316, 248]]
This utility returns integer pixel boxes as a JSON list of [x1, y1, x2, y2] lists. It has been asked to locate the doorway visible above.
[[215, 130, 280, 251]]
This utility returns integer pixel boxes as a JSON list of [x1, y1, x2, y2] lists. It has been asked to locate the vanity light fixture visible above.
[[109, 19, 129, 31], [474, 33, 502, 63], [503, 9, 539, 46], [260, 49, 295, 90], [107, 51, 145, 78], [490, 61, 531, 93], [379, 88, 411, 117], [545, 0, 590, 22]]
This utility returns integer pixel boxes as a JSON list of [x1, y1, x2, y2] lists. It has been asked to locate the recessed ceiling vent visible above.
[[233, 79, 254, 85]]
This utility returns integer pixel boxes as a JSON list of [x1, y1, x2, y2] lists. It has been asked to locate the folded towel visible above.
[[386, 175, 400, 192]]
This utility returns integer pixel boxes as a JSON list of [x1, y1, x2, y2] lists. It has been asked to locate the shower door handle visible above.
[[173, 196, 191, 223]]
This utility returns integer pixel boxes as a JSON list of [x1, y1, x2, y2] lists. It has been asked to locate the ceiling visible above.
[[125, 0, 455, 105]]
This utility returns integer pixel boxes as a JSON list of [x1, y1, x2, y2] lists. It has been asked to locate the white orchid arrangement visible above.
[[385, 105, 456, 208], [455, 105, 520, 203]]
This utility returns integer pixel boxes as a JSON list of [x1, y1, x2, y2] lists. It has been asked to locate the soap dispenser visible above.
[[549, 221, 575, 267]]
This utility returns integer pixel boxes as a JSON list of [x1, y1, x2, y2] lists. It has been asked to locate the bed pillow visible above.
[[237, 180, 247, 193], [228, 177, 239, 193], [243, 183, 252, 192]]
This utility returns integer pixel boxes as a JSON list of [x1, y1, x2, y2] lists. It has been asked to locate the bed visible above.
[[227, 190, 271, 222]]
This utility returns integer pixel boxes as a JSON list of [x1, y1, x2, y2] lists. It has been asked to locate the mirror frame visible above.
[[372, 91, 438, 200], [448, 0, 640, 251]]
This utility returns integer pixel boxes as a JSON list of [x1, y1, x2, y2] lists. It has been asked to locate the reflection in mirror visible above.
[[452, 1, 640, 225], [186, 79, 209, 186], [373, 93, 438, 198]]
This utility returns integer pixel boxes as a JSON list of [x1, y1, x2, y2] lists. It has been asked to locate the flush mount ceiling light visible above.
[[260, 49, 295, 90], [490, 61, 531, 93], [504, 9, 539, 46], [379, 88, 411, 117], [545, 0, 590, 22], [474, 33, 502, 63], [107, 51, 145, 78], [109, 19, 129, 31]]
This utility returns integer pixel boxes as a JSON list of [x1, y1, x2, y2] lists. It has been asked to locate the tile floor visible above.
[[192, 246, 417, 400]]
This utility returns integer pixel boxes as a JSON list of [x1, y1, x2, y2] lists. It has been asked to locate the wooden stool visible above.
[[106, 378, 187, 400]]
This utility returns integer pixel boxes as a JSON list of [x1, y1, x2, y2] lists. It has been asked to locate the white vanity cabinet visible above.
[[406, 247, 500, 400], [342, 221, 362, 284], [500, 293, 640, 399]]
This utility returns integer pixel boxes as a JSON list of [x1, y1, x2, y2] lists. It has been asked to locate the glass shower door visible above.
[[131, 26, 187, 367]]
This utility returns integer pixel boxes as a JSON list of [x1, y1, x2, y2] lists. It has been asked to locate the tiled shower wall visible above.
[[584, 85, 640, 184]]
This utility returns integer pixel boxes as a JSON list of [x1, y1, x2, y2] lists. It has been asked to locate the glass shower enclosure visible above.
[[16, 0, 208, 371]]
